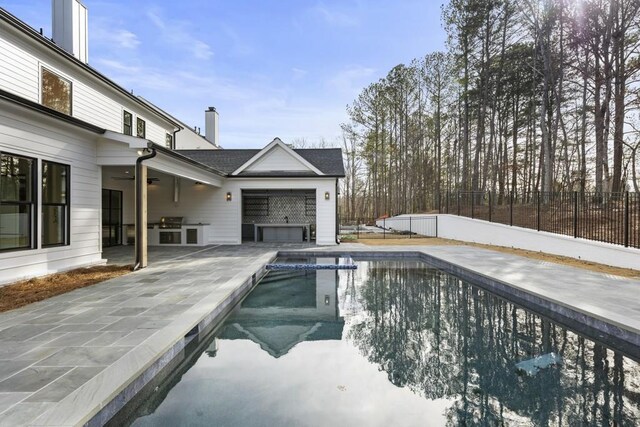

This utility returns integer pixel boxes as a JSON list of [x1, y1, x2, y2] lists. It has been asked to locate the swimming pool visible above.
[[114, 258, 640, 426]]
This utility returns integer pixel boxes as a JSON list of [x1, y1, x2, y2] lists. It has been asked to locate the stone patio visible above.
[[0, 243, 638, 426], [0, 244, 290, 426]]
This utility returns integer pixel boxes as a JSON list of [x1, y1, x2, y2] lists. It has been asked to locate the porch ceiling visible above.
[[97, 132, 224, 187]]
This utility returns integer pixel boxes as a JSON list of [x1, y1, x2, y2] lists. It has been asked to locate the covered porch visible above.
[[97, 131, 224, 268]]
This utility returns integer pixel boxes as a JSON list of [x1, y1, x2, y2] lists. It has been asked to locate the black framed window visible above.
[[41, 67, 72, 115], [0, 152, 36, 251], [42, 161, 70, 247], [165, 133, 173, 149], [136, 117, 146, 138], [123, 111, 133, 136]]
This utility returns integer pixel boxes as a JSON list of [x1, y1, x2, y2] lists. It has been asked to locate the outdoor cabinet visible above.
[[262, 226, 304, 243]]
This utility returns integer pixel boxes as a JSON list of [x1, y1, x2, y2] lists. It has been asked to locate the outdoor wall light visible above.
[[325, 295, 331, 305], [324, 191, 330, 200], [226, 192, 232, 202]]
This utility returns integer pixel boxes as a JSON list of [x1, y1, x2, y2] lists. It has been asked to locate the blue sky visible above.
[[3, 0, 446, 148]]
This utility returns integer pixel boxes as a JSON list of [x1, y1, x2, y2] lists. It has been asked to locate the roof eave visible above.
[[148, 142, 227, 177], [0, 88, 106, 134]]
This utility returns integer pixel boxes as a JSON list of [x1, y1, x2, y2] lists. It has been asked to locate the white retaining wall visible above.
[[379, 214, 640, 271]]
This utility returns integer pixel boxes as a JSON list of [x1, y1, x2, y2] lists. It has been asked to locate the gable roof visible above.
[[177, 146, 346, 177], [218, 320, 345, 358], [232, 138, 323, 176]]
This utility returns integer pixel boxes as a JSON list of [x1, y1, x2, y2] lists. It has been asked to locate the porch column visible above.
[[135, 164, 148, 268]]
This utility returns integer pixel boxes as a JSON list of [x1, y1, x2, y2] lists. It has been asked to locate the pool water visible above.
[[121, 259, 640, 426]]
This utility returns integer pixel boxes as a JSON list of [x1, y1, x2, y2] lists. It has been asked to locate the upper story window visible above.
[[41, 67, 72, 115], [0, 152, 36, 251], [42, 161, 70, 247], [165, 133, 173, 149], [136, 117, 146, 138], [123, 111, 133, 136]]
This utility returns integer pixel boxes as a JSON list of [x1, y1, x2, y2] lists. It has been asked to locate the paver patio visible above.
[[0, 242, 638, 426]]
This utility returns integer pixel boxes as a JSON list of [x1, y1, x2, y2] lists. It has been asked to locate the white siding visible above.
[[0, 36, 39, 102], [0, 24, 176, 145], [145, 116, 167, 148], [175, 127, 217, 150], [213, 178, 336, 245], [0, 101, 103, 284], [145, 177, 338, 245], [245, 145, 311, 172], [147, 178, 217, 227], [73, 79, 122, 130]]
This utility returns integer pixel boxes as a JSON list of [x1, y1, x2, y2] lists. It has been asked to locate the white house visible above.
[[0, 1, 344, 284]]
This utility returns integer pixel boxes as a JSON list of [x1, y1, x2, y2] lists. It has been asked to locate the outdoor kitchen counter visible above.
[[254, 223, 311, 243], [123, 223, 211, 246]]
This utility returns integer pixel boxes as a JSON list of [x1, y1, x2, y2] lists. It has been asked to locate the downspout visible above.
[[172, 126, 182, 150], [335, 178, 340, 244], [134, 147, 157, 270]]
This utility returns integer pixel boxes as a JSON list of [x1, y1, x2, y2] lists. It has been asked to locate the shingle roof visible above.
[[177, 148, 346, 177]]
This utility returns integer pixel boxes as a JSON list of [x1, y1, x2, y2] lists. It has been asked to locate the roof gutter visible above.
[[134, 148, 157, 271], [148, 142, 227, 177], [0, 88, 106, 134]]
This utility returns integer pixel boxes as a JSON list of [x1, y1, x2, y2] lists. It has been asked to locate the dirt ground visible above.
[[0, 265, 132, 313], [356, 237, 640, 279]]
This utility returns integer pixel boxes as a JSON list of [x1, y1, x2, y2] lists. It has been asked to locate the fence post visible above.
[[624, 191, 630, 248], [446, 191, 450, 214], [536, 191, 541, 232], [488, 192, 492, 222], [509, 192, 514, 226], [573, 191, 578, 238], [409, 216, 412, 239], [435, 215, 438, 238], [457, 192, 460, 216], [383, 218, 386, 240], [357, 218, 360, 240], [471, 192, 475, 219]]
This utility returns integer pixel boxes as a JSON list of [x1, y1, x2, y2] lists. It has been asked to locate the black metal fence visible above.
[[339, 216, 438, 240], [439, 191, 640, 249]]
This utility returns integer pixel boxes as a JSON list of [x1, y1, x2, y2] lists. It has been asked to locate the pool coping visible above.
[[50, 246, 640, 426]]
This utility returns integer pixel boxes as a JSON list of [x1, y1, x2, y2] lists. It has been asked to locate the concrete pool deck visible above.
[[0, 243, 638, 426]]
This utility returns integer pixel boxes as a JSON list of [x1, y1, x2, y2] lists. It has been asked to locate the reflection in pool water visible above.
[[123, 259, 640, 426]]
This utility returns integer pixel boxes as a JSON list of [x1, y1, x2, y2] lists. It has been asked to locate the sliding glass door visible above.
[[102, 189, 122, 247]]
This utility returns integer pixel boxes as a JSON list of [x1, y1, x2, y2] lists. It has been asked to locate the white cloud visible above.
[[311, 2, 359, 27], [146, 9, 213, 61], [292, 68, 308, 80], [327, 65, 375, 96], [95, 58, 140, 74], [91, 21, 140, 50]]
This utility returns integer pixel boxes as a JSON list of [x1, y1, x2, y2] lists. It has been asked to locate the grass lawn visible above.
[[0, 265, 132, 313]]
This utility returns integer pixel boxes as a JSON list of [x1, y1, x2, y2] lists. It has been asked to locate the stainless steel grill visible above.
[[159, 217, 183, 229]]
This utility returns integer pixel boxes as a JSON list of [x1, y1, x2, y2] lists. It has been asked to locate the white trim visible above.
[[231, 137, 324, 176], [99, 130, 148, 149]]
